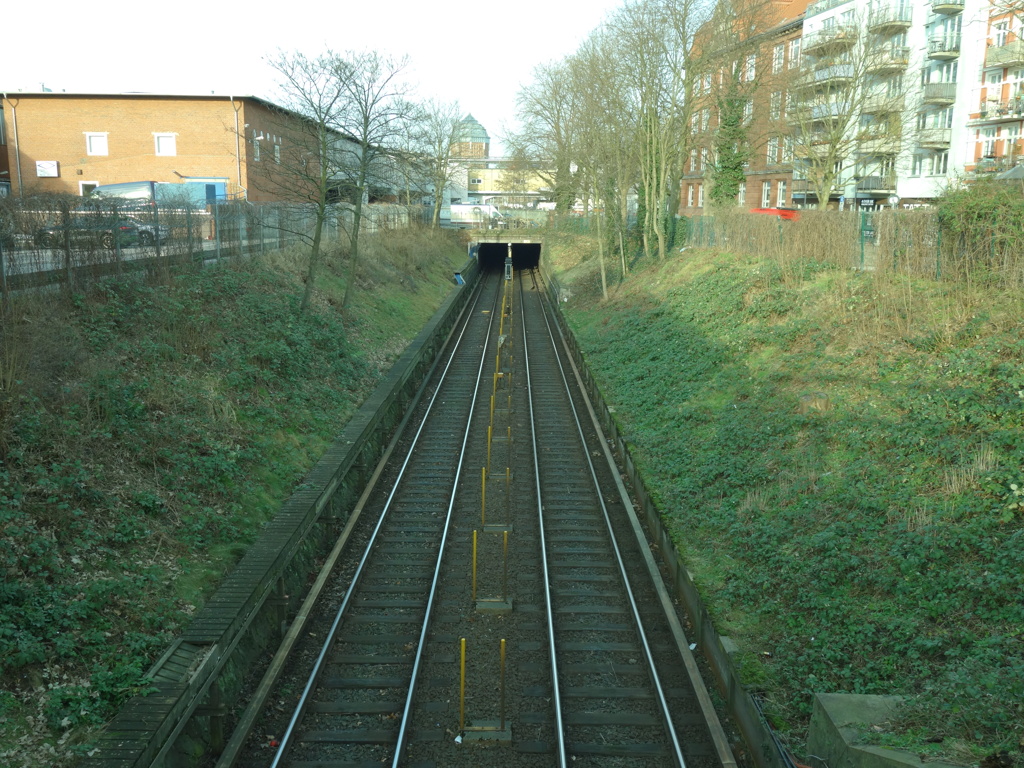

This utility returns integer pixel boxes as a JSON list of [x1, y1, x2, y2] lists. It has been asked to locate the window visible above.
[[0, 109, 5, 145], [911, 155, 925, 176], [743, 100, 753, 124], [770, 91, 782, 119], [738, 182, 746, 205], [253, 138, 261, 162], [982, 127, 997, 156], [700, 147, 709, 171], [762, 180, 772, 208], [994, 20, 1009, 48], [687, 185, 695, 207], [154, 133, 176, 156], [86, 132, 108, 156], [783, 136, 795, 163], [702, 107, 711, 131], [773, 44, 785, 74], [767, 136, 780, 164], [745, 53, 756, 82], [930, 151, 948, 175], [698, 184, 704, 207], [789, 38, 801, 69], [690, 148, 698, 172], [273, 143, 281, 164], [777, 180, 787, 207]]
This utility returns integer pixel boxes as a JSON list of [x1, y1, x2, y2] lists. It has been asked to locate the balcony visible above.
[[857, 174, 897, 193], [858, 131, 901, 154], [868, 4, 912, 34], [973, 97, 1024, 122], [794, 139, 836, 161], [788, 102, 846, 125], [795, 64, 855, 91], [803, 25, 858, 56], [863, 92, 905, 113], [928, 37, 961, 60], [867, 45, 911, 74], [987, 39, 1024, 68], [972, 156, 1021, 175], [919, 127, 952, 149], [930, 0, 963, 13], [922, 82, 957, 105], [806, 0, 854, 17]]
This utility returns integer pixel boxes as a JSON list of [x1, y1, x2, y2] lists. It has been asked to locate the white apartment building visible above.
[[792, 0, 1014, 208]]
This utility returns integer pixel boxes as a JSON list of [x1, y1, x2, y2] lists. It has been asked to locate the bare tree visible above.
[[787, 12, 913, 209], [569, 29, 642, 295], [609, 0, 712, 260], [260, 49, 351, 313], [514, 60, 582, 213], [496, 143, 534, 209], [331, 51, 415, 311], [418, 99, 465, 228]]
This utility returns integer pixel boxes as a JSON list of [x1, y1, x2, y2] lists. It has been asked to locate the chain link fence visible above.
[[682, 208, 1024, 286], [0, 194, 414, 297]]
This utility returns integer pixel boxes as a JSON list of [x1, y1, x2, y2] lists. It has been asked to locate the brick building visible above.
[[0, 92, 326, 202]]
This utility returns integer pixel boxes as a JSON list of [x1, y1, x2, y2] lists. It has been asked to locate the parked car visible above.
[[124, 216, 171, 245], [35, 217, 140, 249]]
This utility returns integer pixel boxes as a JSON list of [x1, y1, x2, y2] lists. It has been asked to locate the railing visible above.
[[867, 45, 911, 71], [976, 97, 1024, 120], [923, 83, 957, 103], [864, 93, 905, 113], [806, 0, 855, 18], [857, 174, 897, 191], [919, 127, 952, 148], [803, 25, 858, 53], [973, 155, 1022, 174], [797, 64, 855, 88], [868, 4, 913, 31], [928, 37, 961, 56], [986, 39, 1024, 68]]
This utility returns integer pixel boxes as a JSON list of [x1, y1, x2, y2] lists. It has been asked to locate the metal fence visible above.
[[0, 195, 414, 295], [683, 209, 1024, 286]]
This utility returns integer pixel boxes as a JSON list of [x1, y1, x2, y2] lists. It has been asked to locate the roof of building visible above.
[[458, 114, 490, 144]]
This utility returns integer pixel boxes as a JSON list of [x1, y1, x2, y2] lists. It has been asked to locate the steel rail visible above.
[[530, 267, 688, 768], [388, 279, 502, 765], [520, 268, 569, 768], [270, 276, 500, 768]]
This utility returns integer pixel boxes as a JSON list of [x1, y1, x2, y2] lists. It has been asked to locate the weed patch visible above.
[[551, 238, 1024, 763], [0, 226, 463, 766]]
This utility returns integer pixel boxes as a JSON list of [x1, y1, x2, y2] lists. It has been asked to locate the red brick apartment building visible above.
[[0, 92, 316, 202], [680, 0, 812, 215]]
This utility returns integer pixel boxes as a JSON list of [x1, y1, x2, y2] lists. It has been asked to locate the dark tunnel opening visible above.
[[476, 241, 542, 272]]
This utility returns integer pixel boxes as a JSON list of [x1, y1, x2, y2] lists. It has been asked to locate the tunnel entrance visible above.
[[476, 240, 542, 272]]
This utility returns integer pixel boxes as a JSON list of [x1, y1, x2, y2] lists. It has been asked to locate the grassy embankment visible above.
[[546, 230, 1024, 765], [0, 227, 465, 767]]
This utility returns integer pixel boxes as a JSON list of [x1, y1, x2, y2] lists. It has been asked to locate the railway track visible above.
[[220, 267, 737, 768]]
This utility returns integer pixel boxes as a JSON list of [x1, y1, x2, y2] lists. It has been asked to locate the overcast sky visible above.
[[4, 0, 627, 155]]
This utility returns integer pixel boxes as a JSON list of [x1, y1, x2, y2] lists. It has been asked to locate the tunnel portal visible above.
[[476, 239, 542, 272]]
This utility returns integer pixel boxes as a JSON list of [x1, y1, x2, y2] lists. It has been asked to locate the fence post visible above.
[[859, 211, 866, 270], [936, 225, 941, 280]]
